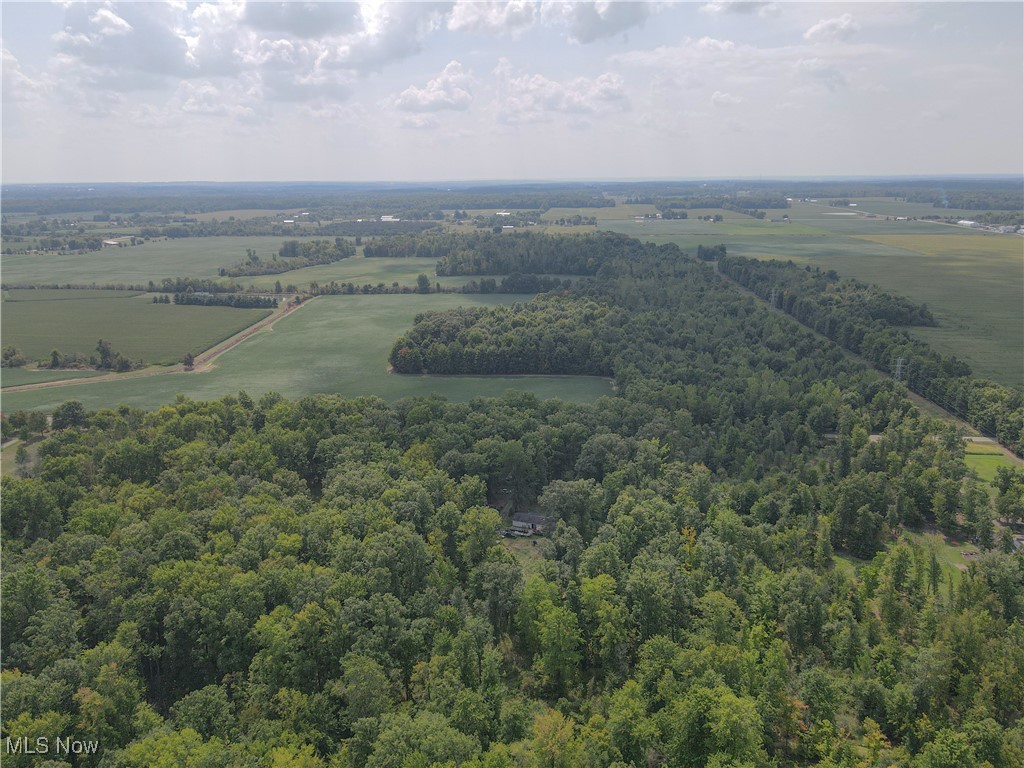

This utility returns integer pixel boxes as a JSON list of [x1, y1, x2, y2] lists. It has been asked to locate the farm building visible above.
[[511, 513, 553, 534]]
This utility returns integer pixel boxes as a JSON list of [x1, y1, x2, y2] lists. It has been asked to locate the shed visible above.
[[511, 513, 553, 533]]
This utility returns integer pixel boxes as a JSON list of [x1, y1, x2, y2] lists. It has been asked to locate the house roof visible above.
[[512, 513, 553, 525]]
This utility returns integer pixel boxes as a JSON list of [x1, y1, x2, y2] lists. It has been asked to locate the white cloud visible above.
[[493, 58, 628, 123], [795, 58, 847, 91], [322, 2, 452, 70], [395, 60, 473, 112], [401, 114, 441, 130], [2, 49, 49, 103], [540, 1, 659, 44], [711, 90, 741, 106], [700, 2, 777, 18], [447, 1, 536, 35], [804, 13, 859, 43], [177, 80, 256, 120], [241, 2, 361, 38], [90, 7, 132, 36]]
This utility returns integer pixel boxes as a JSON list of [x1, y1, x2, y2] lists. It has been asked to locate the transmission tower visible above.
[[893, 357, 906, 382], [768, 288, 778, 308]]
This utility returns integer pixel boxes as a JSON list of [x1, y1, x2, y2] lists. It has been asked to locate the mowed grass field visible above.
[[606, 201, 1023, 389], [0, 294, 615, 412], [964, 441, 1018, 491], [1, 289, 271, 365], [1, 236, 331, 285]]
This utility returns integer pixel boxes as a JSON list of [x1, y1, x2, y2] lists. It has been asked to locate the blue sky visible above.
[[2, 1, 1021, 182]]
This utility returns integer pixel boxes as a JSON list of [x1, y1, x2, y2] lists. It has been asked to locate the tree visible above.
[[183, 352, 195, 370], [536, 604, 582, 695], [96, 339, 114, 369], [51, 400, 86, 430], [416, 273, 431, 293]]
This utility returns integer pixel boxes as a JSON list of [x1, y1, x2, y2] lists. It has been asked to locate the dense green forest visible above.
[[718, 256, 1023, 455], [4, 230, 1023, 767]]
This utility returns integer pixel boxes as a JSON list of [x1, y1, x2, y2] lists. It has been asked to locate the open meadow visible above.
[[1, 289, 271, 365], [0, 294, 614, 412]]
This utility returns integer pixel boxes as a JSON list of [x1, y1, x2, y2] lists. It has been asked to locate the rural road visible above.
[[2, 296, 316, 394]]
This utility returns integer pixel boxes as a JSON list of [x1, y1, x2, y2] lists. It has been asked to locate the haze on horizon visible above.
[[3, 1, 1022, 185]]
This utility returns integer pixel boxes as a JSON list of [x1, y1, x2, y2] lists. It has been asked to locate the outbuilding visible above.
[[511, 513, 553, 534]]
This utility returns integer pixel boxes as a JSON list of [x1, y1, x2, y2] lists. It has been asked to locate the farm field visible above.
[[603, 212, 825, 238], [1, 289, 271, 365], [1, 368, 102, 388], [824, 196, 1005, 220], [1, 235, 331, 286], [0, 294, 614, 412]]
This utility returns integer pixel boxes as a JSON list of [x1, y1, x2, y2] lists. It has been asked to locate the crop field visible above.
[[1, 290, 271, 365], [823, 197, 1002, 220], [0, 294, 615, 412], [606, 215, 824, 238], [1, 368, 102, 388], [1, 236, 330, 286]]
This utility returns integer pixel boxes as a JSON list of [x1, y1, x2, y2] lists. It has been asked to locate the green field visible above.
[[1, 236, 330, 286], [1, 368, 102, 388], [1, 290, 270, 365], [0, 294, 614, 412], [964, 442, 1018, 488]]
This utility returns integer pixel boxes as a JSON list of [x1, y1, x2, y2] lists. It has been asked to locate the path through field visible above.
[[2, 297, 315, 393]]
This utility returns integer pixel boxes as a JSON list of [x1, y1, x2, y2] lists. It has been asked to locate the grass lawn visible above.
[[2, 289, 270, 365], [502, 537, 549, 577], [0, 294, 615, 412], [964, 442, 1017, 490], [901, 529, 980, 583]]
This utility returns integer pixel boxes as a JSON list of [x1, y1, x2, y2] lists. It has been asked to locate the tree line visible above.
[[718, 255, 1022, 455], [172, 293, 278, 309]]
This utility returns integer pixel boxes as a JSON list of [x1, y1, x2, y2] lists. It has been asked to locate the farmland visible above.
[[242, 255, 474, 291], [0, 294, 614, 412], [1, 289, 271, 365], [1, 235, 331, 285]]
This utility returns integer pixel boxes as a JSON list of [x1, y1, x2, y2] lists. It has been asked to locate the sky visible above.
[[2, 1, 1022, 183]]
